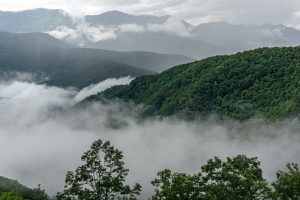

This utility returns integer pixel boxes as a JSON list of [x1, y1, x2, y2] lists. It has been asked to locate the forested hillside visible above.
[[87, 47, 300, 120], [0, 176, 49, 200]]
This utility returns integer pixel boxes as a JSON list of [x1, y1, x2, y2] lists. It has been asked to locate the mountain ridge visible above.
[[0, 31, 193, 88], [3, 8, 300, 59], [85, 10, 170, 26], [85, 46, 300, 120], [0, 176, 49, 200]]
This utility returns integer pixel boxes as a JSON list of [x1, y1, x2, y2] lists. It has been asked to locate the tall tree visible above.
[[57, 139, 141, 200], [200, 155, 271, 200]]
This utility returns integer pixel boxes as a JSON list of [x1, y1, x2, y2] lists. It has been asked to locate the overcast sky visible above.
[[0, 0, 300, 26]]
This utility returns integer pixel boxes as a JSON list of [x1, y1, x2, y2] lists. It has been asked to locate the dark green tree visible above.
[[0, 192, 23, 200], [201, 155, 271, 200], [150, 155, 272, 200], [150, 169, 203, 200], [57, 139, 141, 200], [32, 185, 50, 200], [272, 163, 300, 199]]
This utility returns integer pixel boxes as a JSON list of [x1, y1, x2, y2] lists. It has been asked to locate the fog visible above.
[[0, 78, 300, 198]]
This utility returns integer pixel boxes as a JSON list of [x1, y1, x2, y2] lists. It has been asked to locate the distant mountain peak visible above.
[[85, 10, 169, 26], [0, 8, 66, 14], [100, 10, 129, 16], [98, 10, 169, 18]]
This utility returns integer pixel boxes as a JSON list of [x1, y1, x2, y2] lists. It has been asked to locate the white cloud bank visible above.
[[119, 24, 146, 33], [0, 78, 300, 198], [47, 16, 193, 45], [48, 20, 117, 45]]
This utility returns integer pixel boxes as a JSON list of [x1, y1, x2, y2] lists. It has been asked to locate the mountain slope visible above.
[[86, 32, 225, 59], [0, 176, 49, 200], [0, 31, 193, 88], [0, 8, 72, 32], [87, 47, 300, 120], [192, 22, 300, 52]]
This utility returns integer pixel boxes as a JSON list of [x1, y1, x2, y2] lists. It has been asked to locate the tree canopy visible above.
[[272, 163, 300, 199], [151, 155, 271, 200], [57, 139, 141, 200]]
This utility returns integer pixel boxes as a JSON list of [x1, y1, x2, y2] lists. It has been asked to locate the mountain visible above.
[[0, 9, 221, 59], [85, 10, 169, 26], [85, 32, 225, 60], [0, 176, 49, 200], [192, 22, 300, 53], [2, 9, 300, 59], [0, 8, 73, 32], [62, 11, 224, 59], [54, 12, 300, 59], [86, 47, 300, 120], [0, 31, 193, 88]]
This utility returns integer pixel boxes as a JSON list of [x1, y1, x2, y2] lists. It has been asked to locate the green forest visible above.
[[87, 47, 300, 120]]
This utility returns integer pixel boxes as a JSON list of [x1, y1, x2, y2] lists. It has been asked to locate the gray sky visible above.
[[0, 0, 300, 26]]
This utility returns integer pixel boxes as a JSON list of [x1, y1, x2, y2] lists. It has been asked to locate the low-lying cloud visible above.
[[261, 26, 285, 38], [48, 21, 118, 45], [119, 24, 146, 33], [47, 16, 193, 45], [147, 16, 193, 37], [0, 78, 300, 199], [74, 76, 134, 102]]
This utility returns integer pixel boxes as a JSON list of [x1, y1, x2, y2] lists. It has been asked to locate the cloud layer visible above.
[[0, 78, 300, 198]]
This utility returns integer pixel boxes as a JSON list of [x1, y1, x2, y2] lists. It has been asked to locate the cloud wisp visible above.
[[47, 13, 193, 44], [0, 78, 299, 198], [74, 76, 134, 102], [47, 20, 118, 45]]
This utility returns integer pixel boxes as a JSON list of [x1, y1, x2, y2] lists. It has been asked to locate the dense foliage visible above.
[[272, 163, 300, 199], [150, 169, 203, 200], [151, 155, 271, 200], [0, 192, 23, 200], [57, 139, 141, 200], [88, 47, 300, 120], [151, 157, 300, 200], [0, 177, 49, 200]]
